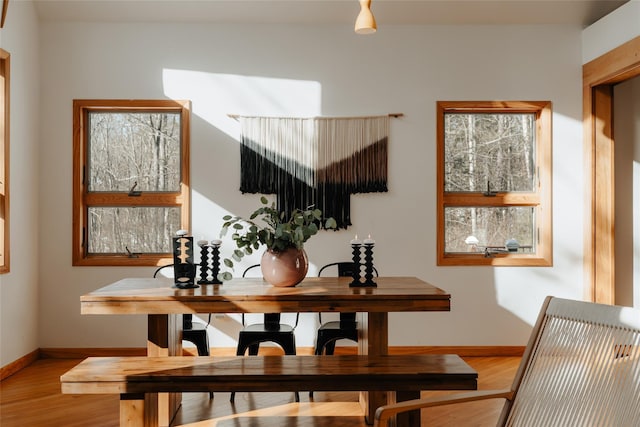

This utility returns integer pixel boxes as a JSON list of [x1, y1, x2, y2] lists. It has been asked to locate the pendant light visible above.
[[355, 0, 377, 34]]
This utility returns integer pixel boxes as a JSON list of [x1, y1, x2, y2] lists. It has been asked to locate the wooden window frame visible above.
[[437, 101, 552, 266], [0, 49, 9, 274], [72, 99, 191, 266]]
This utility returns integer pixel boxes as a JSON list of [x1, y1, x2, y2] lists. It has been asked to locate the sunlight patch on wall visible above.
[[162, 69, 322, 139], [489, 110, 585, 330]]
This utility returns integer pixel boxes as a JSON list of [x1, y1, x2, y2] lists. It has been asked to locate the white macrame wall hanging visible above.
[[237, 115, 393, 229]]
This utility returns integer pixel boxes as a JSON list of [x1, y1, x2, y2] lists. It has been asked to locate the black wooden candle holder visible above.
[[197, 240, 223, 285], [349, 243, 363, 287], [197, 241, 210, 284], [209, 240, 223, 284], [172, 231, 198, 289], [363, 242, 377, 287]]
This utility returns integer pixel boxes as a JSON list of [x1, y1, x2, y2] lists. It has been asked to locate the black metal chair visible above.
[[309, 262, 378, 398], [230, 264, 300, 403], [153, 264, 213, 399]]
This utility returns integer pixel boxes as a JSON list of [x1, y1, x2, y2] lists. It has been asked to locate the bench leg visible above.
[[120, 393, 159, 427]]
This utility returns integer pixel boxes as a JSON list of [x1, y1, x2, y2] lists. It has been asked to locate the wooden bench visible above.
[[61, 354, 477, 427]]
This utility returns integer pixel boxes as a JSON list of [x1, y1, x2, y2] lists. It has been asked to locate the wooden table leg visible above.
[[120, 393, 158, 427], [358, 312, 389, 425], [395, 391, 421, 427], [120, 394, 144, 427], [147, 314, 182, 427]]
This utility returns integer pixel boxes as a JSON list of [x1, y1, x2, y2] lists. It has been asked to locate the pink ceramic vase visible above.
[[260, 247, 308, 287]]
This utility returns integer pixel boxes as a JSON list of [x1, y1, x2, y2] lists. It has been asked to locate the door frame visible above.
[[583, 36, 640, 303]]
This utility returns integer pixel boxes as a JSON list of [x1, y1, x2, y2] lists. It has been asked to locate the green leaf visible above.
[[223, 259, 234, 268], [222, 215, 233, 220], [325, 217, 337, 229], [219, 272, 233, 281], [307, 223, 318, 235]]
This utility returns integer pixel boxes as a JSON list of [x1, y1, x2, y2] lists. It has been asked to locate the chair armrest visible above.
[[373, 389, 514, 427]]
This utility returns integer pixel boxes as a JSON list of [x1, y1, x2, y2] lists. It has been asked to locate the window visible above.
[[0, 49, 9, 274], [73, 100, 191, 266], [437, 101, 552, 266]]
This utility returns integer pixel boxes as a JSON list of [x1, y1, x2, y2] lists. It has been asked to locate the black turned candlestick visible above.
[[209, 240, 223, 284], [363, 242, 377, 287], [197, 240, 211, 284], [349, 242, 363, 287], [197, 240, 223, 285]]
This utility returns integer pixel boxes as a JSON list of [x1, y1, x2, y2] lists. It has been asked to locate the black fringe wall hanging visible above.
[[237, 115, 391, 229]]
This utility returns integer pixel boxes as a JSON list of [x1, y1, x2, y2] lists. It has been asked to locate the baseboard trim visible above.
[[37, 345, 525, 359], [392, 346, 525, 357], [39, 347, 148, 359], [1, 349, 39, 381]]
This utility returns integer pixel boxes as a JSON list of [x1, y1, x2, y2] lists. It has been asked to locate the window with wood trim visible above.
[[437, 101, 552, 266], [73, 100, 191, 266], [0, 49, 9, 274]]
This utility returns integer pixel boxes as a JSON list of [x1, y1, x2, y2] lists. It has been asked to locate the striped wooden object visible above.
[[374, 296, 640, 426]]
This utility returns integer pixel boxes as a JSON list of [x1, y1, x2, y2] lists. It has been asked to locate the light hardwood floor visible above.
[[0, 356, 520, 426]]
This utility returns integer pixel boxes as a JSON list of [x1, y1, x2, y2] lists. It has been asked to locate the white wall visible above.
[[0, 1, 40, 367], [36, 21, 587, 350], [614, 76, 640, 309], [582, 0, 640, 64]]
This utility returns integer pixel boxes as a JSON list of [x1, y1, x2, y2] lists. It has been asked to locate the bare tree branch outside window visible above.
[[444, 112, 536, 252]]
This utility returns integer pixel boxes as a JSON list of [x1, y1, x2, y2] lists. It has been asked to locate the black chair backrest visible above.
[[152, 264, 210, 329], [318, 262, 379, 278], [242, 264, 261, 278], [317, 262, 378, 324], [153, 264, 174, 278], [153, 263, 207, 278], [242, 264, 284, 328]]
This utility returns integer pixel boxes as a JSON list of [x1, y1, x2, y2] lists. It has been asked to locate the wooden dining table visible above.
[[80, 276, 451, 426]]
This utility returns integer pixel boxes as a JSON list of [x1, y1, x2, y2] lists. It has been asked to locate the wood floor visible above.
[[0, 356, 520, 426]]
